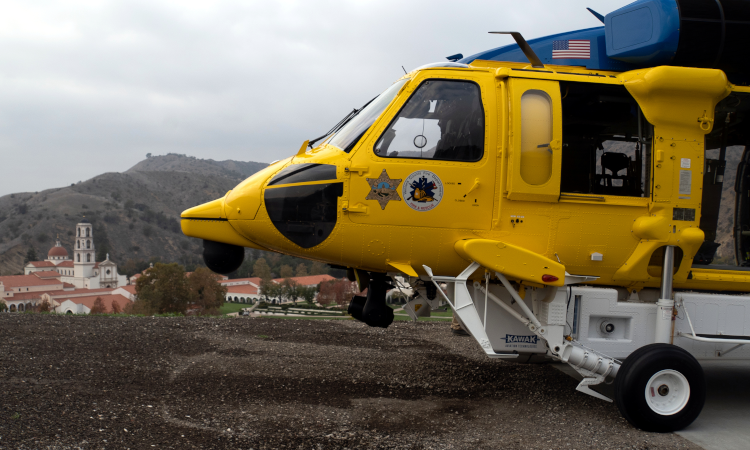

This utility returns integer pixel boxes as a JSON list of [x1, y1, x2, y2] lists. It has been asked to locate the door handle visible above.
[[345, 166, 369, 176], [342, 202, 368, 214]]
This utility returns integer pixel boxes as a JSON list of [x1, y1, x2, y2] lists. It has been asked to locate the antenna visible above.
[[402, 65, 407, 75], [489, 31, 544, 68], [586, 8, 605, 24]]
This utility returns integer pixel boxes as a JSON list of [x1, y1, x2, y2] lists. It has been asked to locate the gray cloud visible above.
[[0, 0, 624, 195]]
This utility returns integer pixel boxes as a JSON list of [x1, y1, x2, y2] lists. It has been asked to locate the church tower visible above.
[[74, 218, 95, 278]]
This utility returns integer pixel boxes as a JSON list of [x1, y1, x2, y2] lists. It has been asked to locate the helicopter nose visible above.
[[181, 197, 226, 220], [180, 159, 289, 248], [180, 192, 258, 249]]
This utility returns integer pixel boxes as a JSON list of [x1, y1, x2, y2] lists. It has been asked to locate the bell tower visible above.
[[73, 218, 95, 278]]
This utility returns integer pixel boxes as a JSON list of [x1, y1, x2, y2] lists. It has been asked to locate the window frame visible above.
[[372, 78, 486, 163], [506, 78, 563, 202]]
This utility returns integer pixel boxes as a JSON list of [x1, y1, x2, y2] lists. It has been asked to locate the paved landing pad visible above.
[[676, 360, 750, 450], [554, 359, 750, 450]]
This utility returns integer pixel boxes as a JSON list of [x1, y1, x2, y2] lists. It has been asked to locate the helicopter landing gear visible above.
[[348, 272, 394, 328], [202, 240, 244, 274], [615, 343, 706, 432]]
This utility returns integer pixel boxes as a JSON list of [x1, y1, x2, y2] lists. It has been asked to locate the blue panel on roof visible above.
[[610, 6, 653, 50], [459, 27, 638, 72], [604, 0, 679, 65], [455, 0, 748, 81]]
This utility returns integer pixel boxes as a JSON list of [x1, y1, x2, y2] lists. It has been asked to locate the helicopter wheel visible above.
[[615, 343, 705, 432]]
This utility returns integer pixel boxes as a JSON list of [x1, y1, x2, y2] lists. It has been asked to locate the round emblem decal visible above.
[[403, 170, 443, 211]]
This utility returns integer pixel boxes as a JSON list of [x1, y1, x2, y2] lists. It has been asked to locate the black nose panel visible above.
[[268, 163, 337, 186], [264, 183, 343, 248]]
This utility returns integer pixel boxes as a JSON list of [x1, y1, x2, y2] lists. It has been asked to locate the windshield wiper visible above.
[[307, 97, 376, 148]]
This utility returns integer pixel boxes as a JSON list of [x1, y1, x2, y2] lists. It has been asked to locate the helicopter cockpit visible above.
[[373, 79, 484, 162]]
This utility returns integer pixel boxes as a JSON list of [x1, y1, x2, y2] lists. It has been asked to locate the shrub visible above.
[[90, 297, 106, 314], [37, 299, 51, 313]]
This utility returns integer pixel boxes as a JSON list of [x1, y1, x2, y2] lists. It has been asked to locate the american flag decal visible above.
[[552, 40, 590, 59]]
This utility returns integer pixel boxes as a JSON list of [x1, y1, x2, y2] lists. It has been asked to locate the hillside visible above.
[[0, 155, 265, 275]]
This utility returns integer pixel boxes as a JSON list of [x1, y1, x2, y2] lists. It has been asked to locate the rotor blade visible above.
[[587, 8, 605, 23], [488, 31, 544, 68]]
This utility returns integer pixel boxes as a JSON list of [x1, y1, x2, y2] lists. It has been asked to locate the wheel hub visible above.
[[645, 369, 690, 416]]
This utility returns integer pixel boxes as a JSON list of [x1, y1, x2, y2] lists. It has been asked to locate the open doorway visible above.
[[695, 92, 750, 268]]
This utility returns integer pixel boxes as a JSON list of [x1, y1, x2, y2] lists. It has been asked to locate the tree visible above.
[[23, 247, 37, 264], [318, 279, 357, 306], [310, 261, 329, 275], [299, 285, 317, 304], [229, 251, 254, 279], [37, 299, 51, 313], [259, 278, 282, 303], [111, 300, 122, 314], [279, 279, 300, 303], [90, 297, 106, 314], [188, 267, 227, 314], [295, 263, 309, 277], [253, 258, 272, 280], [96, 243, 109, 262], [279, 265, 294, 278], [146, 153, 152, 158], [134, 263, 191, 314]]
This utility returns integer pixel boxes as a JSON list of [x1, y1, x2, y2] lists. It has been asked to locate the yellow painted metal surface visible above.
[[181, 62, 750, 292], [455, 239, 564, 286]]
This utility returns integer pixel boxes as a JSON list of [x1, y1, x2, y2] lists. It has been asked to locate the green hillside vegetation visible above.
[[0, 154, 337, 278]]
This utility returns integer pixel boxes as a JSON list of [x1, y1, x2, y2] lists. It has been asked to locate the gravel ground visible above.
[[0, 315, 700, 450]]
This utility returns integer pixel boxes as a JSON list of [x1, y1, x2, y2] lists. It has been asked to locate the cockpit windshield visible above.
[[328, 78, 409, 153]]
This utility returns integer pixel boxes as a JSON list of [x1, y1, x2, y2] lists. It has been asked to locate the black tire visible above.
[[615, 343, 705, 432]]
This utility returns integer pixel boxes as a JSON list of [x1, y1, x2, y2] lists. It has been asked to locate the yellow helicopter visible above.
[[182, 0, 750, 433]]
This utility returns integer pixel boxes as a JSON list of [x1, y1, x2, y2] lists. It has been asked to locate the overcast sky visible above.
[[0, 0, 627, 196]]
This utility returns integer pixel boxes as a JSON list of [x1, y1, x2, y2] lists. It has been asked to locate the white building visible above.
[[220, 277, 261, 304], [24, 218, 127, 289]]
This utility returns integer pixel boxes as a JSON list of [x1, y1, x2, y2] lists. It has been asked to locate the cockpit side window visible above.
[[374, 79, 484, 162]]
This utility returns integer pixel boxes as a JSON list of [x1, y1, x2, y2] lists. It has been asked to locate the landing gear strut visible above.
[[348, 272, 394, 328]]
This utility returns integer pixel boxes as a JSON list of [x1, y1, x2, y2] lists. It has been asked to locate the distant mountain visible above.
[[0, 154, 267, 275]]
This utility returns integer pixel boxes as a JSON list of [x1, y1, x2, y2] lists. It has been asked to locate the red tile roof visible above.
[[119, 285, 137, 294], [48, 246, 68, 257], [63, 283, 75, 288], [27, 261, 56, 268], [220, 277, 262, 286], [59, 294, 131, 312], [225, 285, 259, 295], [57, 261, 74, 268], [33, 271, 62, 279], [2, 287, 116, 301], [272, 274, 336, 286], [0, 275, 63, 288], [3, 291, 44, 300]]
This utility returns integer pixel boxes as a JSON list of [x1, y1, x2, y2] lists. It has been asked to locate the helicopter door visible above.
[[735, 147, 750, 264], [346, 76, 496, 230], [506, 78, 563, 202]]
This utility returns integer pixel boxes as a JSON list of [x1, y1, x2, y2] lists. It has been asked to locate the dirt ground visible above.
[[0, 315, 700, 450]]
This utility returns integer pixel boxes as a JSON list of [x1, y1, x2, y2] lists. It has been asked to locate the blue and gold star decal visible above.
[[365, 169, 402, 210]]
